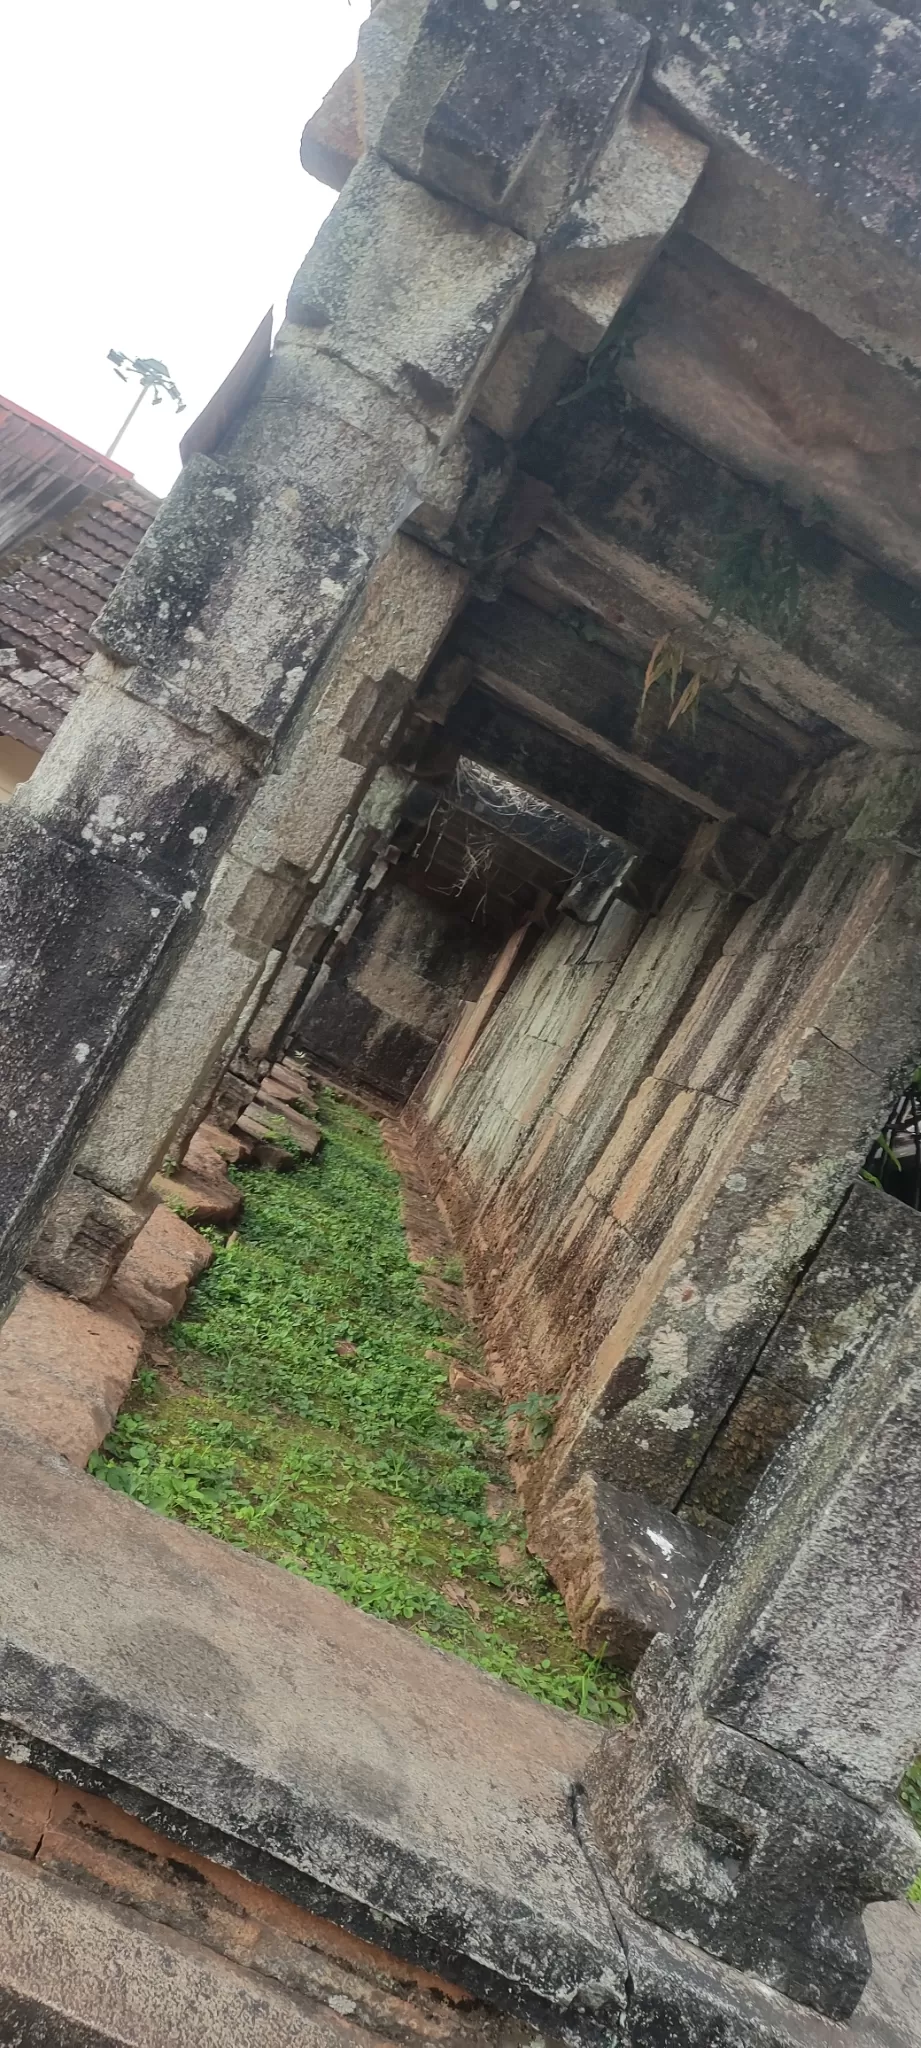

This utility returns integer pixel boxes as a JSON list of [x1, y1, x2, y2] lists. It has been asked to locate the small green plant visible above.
[[441, 1255, 465, 1285], [900, 1756, 921, 1897], [506, 1390, 559, 1456], [704, 490, 802, 645], [265, 1114, 302, 1158], [555, 307, 647, 407]]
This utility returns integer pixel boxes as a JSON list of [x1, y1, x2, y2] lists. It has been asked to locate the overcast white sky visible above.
[[0, 0, 370, 496]]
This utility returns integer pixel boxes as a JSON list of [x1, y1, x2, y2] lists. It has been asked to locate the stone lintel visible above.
[[536, 101, 708, 355], [519, 392, 921, 751], [445, 685, 704, 869], [625, 0, 921, 272]]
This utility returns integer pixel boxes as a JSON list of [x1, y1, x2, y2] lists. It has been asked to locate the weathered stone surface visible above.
[[150, 1167, 242, 1228], [301, 61, 362, 190], [380, 0, 649, 240], [76, 883, 271, 1201], [696, 1314, 921, 1813], [19, 670, 248, 894], [616, 235, 921, 592], [245, 955, 311, 1064], [684, 142, 921, 385], [532, 1473, 719, 1667], [237, 1100, 321, 1157], [537, 103, 708, 354], [522, 386, 921, 752], [618, 0, 921, 268], [681, 1371, 808, 1531], [110, 1204, 213, 1328], [95, 448, 368, 745], [473, 304, 575, 441], [288, 155, 533, 438], [589, 1289, 921, 2020], [0, 1426, 625, 2043], [185, 1122, 249, 1173], [0, 1849, 398, 2048], [612, 1882, 921, 2048], [754, 1181, 921, 1408], [28, 1174, 148, 1302], [589, 1640, 918, 2022], [235, 538, 466, 879], [0, 1281, 142, 1465], [0, 807, 180, 1304]]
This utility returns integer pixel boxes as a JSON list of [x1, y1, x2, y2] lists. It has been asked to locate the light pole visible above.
[[106, 352, 185, 460]]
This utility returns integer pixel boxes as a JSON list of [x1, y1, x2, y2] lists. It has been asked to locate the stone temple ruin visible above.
[[0, 0, 920, 2039]]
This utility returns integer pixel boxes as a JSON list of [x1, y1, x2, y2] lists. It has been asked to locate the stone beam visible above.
[[615, 235, 921, 592], [586, 1275, 921, 2016], [443, 684, 705, 869], [615, 0, 921, 271], [522, 384, 921, 749], [454, 590, 805, 832]]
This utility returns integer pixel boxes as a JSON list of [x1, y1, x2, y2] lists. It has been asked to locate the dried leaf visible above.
[[668, 670, 703, 727]]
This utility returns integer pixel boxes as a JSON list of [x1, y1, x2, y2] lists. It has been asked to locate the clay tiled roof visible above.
[[0, 398, 158, 752]]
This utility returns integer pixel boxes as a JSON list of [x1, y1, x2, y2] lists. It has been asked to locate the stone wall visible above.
[[417, 796, 921, 1533]]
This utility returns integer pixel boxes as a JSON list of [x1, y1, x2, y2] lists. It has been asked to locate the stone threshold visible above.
[[0, 1422, 916, 2047]]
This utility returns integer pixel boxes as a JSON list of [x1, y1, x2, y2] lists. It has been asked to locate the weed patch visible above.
[[90, 1090, 630, 1724]]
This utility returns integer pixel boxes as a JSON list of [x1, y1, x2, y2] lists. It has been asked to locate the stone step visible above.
[[258, 1074, 304, 1107], [0, 1280, 142, 1466], [110, 1205, 213, 1329], [0, 1850, 386, 2048], [532, 1473, 721, 1669], [150, 1168, 243, 1228], [237, 1100, 322, 1157], [271, 1060, 318, 1109]]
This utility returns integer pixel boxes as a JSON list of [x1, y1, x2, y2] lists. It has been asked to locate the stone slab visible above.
[[150, 1168, 242, 1228], [0, 1849, 396, 2048], [29, 1174, 147, 1303], [0, 1281, 142, 1465], [287, 155, 533, 437], [0, 807, 180, 1306], [379, 0, 649, 240], [538, 103, 708, 354], [622, 0, 921, 268], [596, 1854, 921, 2048], [755, 1181, 921, 1407], [110, 1205, 213, 1330], [532, 1473, 720, 1668], [0, 1426, 625, 2044]]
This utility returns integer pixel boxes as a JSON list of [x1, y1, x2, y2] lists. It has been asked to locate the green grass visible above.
[[90, 1089, 630, 1725], [901, 1759, 921, 1899]]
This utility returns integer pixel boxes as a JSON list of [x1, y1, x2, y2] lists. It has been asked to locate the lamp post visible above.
[[106, 352, 185, 460]]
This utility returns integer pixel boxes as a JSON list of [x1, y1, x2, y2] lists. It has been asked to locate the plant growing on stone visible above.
[[506, 1390, 559, 1455]]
